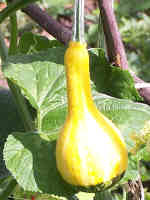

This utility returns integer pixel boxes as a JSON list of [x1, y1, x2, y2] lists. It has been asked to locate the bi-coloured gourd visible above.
[[56, 41, 128, 188]]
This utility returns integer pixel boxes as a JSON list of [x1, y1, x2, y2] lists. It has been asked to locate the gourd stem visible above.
[[72, 0, 85, 43]]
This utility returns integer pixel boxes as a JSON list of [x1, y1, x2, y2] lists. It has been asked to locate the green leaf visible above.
[[3, 132, 77, 197], [0, 88, 24, 178], [89, 48, 142, 102], [3, 48, 66, 133], [18, 32, 63, 54]]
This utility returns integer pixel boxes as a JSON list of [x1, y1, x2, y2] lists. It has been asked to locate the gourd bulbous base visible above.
[[56, 106, 128, 187]]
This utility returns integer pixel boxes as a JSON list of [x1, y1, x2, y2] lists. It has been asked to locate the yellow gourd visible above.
[[56, 0, 128, 190]]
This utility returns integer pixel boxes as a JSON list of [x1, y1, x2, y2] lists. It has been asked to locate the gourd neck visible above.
[[65, 41, 93, 115]]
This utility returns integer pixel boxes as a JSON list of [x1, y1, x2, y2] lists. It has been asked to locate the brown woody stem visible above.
[[98, 0, 128, 69]]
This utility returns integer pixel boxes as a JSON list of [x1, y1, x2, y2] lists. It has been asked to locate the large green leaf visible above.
[[3, 132, 77, 198], [3, 48, 66, 133]]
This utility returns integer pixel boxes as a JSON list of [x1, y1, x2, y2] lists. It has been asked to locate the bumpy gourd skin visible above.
[[56, 41, 128, 187]]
